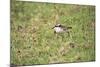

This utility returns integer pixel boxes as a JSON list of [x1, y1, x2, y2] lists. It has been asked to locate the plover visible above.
[[52, 24, 72, 33]]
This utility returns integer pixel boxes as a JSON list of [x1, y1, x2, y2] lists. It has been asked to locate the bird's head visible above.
[[55, 24, 62, 27], [52, 24, 62, 29]]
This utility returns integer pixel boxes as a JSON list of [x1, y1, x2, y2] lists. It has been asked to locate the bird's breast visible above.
[[54, 27, 64, 33]]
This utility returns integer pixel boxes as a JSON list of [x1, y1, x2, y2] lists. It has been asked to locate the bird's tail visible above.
[[67, 27, 72, 29]]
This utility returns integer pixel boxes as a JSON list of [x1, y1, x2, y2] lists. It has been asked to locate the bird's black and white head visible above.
[[52, 24, 66, 33], [55, 24, 62, 27]]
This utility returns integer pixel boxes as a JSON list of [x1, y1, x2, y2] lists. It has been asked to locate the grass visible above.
[[11, 0, 95, 66]]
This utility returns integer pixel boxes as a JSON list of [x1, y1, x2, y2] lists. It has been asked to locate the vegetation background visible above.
[[11, 0, 95, 65]]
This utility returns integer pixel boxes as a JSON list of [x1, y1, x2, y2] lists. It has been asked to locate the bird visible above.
[[52, 24, 72, 33]]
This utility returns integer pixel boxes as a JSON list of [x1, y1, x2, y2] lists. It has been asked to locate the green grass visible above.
[[11, 1, 95, 65]]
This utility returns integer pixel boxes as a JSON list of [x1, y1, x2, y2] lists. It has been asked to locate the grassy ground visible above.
[[11, 0, 95, 65]]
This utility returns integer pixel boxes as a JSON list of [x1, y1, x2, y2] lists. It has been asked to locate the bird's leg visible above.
[[54, 31, 58, 39], [54, 31, 56, 34]]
